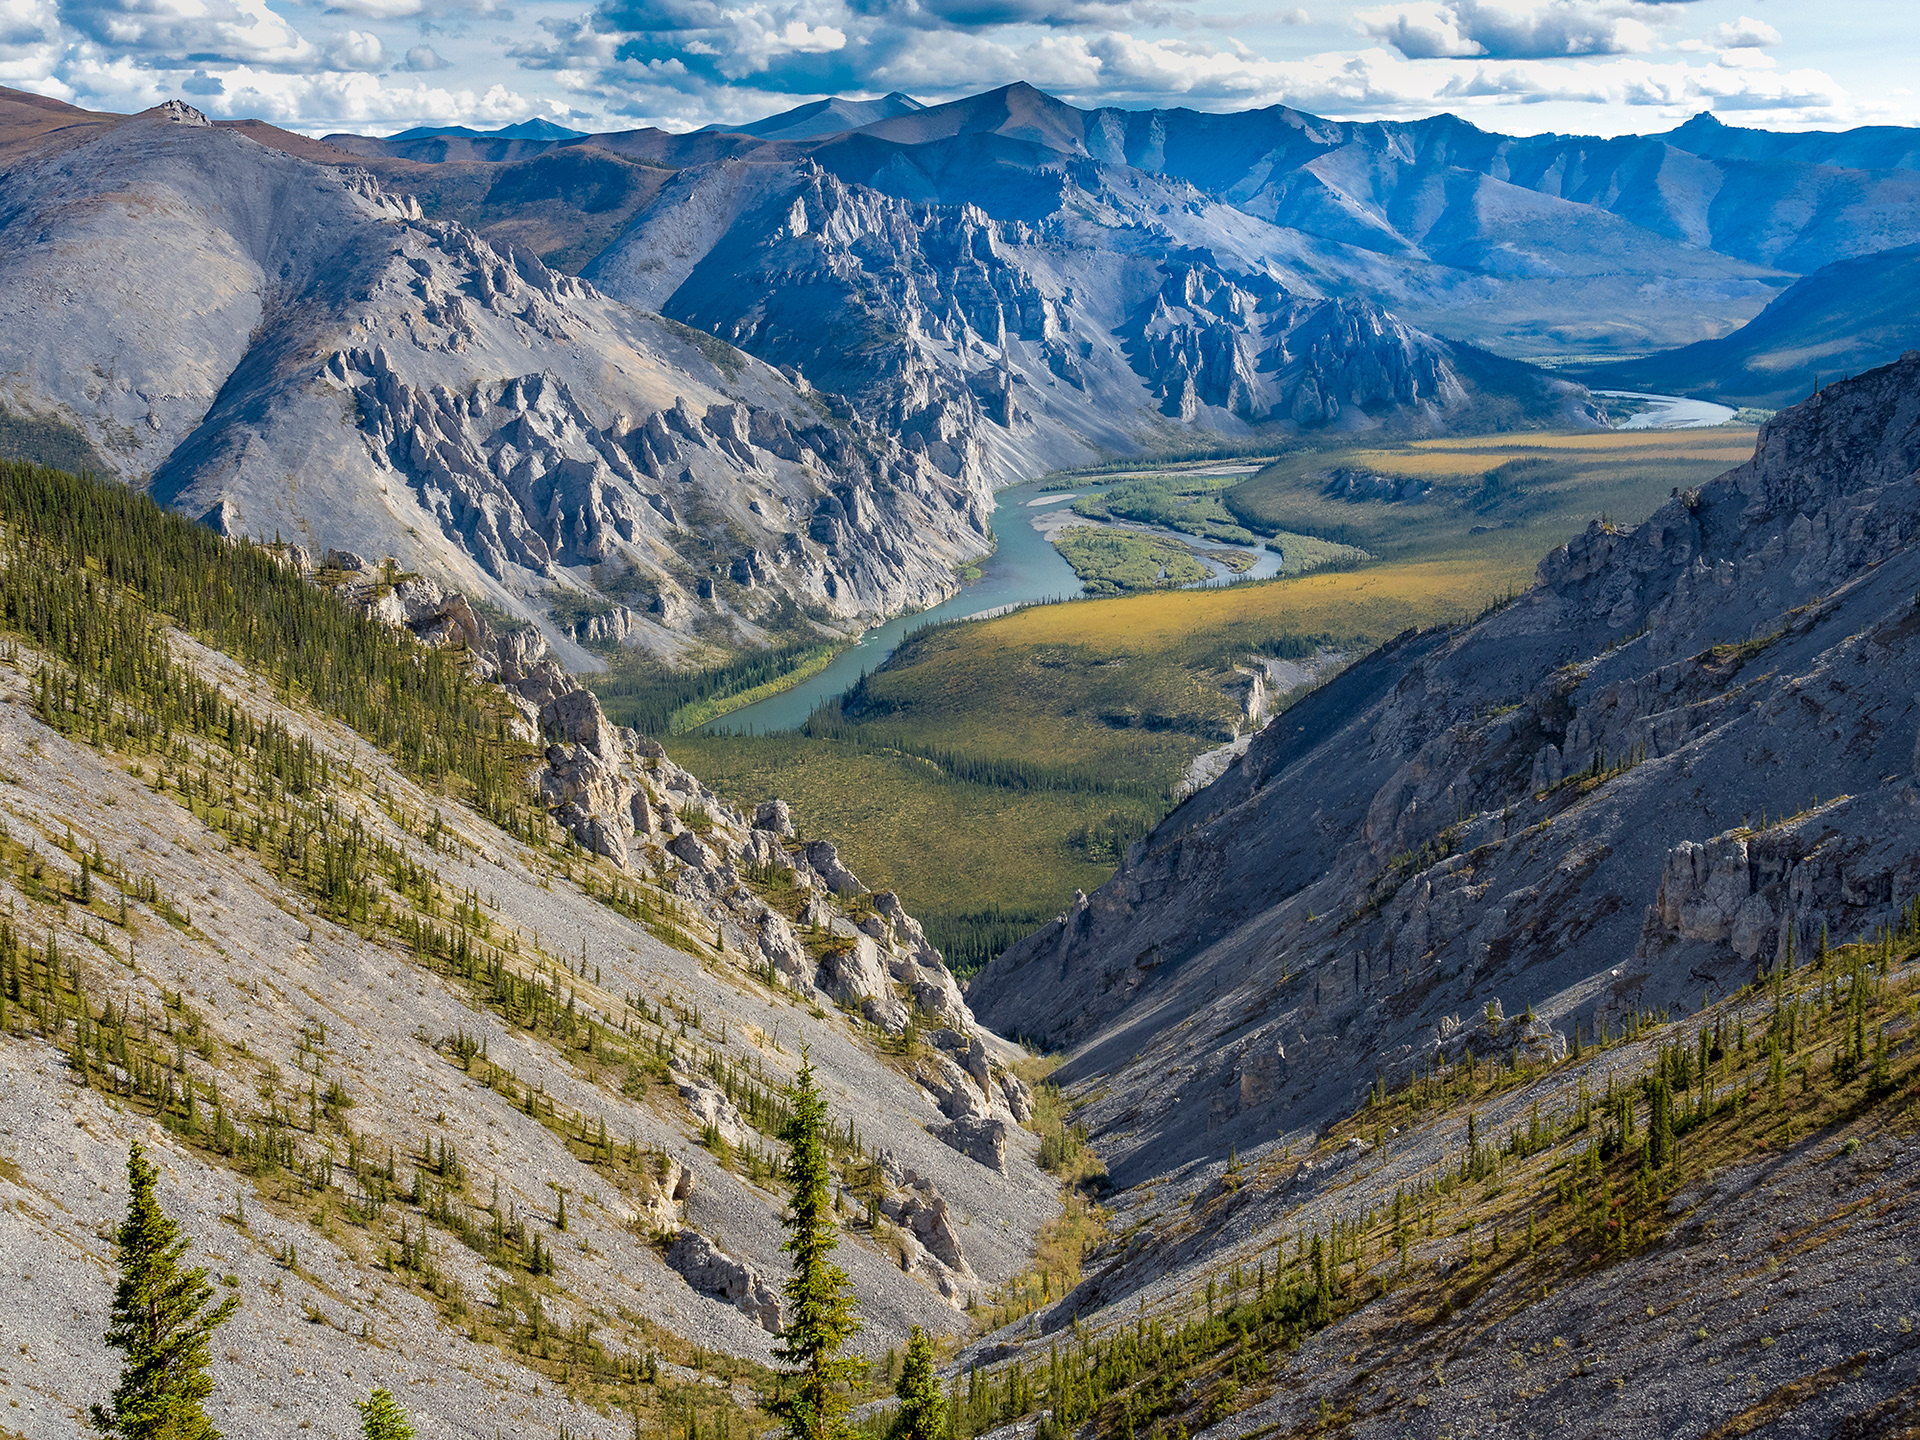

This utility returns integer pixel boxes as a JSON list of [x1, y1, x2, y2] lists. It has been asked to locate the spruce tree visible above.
[[92, 1143, 239, 1440], [1649, 1078, 1675, 1169], [892, 1326, 944, 1440], [356, 1387, 415, 1440], [771, 1049, 865, 1440]]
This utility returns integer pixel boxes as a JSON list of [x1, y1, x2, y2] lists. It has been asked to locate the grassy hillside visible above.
[[1570, 244, 1920, 409], [1224, 428, 1757, 568]]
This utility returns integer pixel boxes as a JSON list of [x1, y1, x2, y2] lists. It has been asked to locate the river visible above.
[[700, 478, 1272, 734], [1593, 390, 1739, 430], [704, 394, 1712, 734]]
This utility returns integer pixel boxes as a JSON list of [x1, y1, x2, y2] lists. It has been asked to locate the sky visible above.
[[0, 0, 1912, 140]]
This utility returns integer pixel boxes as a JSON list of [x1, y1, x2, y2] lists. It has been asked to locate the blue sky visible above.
[[3, 0, 1912, 139]]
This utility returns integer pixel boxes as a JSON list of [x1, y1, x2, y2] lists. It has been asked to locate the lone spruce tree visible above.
[[92, 1143, 239, 1440], [891, 1326, 944, 1440], [356, 1387, 416, 1440], [771, 1049, 865, 1440]]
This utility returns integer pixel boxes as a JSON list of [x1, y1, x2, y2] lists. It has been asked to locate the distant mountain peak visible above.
[[699, 92, 924, 141], [1667, 111, 1729, 135], [386, 117, 585, 142]]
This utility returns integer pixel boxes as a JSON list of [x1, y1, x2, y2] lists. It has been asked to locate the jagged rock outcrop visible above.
[[971, 352, 1920, 1185], [873, 1163, 980, 1304], [664, 1229, 783, 1333], [587, 150, 1591, 493], [0, 97, 992, 658], [1120, 255, 1460, 427]]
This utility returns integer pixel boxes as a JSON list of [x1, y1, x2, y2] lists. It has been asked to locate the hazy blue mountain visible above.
[[388, 117, 586, 142], [698, 92, 924, 140], [324, 84, 1920, 361], [1572, 244, 1920, 409]]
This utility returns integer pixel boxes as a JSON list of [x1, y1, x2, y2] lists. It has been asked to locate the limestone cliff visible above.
[[0, 98, 993, 659]]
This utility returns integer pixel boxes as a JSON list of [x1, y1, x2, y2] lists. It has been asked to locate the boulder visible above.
[[805, 840, 866, 897], [674, 1074, 749, 1149], [998, 1071, 1035, 1124], [935, 1116, 1009, 1173], [818, 935, 908, 1031]]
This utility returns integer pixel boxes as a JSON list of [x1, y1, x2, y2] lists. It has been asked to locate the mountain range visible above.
[[3, 82, 1919, 658]]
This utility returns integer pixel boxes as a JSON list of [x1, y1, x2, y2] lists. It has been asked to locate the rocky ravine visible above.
[[0, 94, 996, 660], [0, 544, 1051, 1440], [972, 351, 1920, 1186]]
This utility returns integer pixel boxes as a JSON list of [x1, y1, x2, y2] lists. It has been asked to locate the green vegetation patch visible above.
[[664, 733, 1125, 976], [591, 640, 839, 735], [1265, 529, 1371, 575], [0, 405, 109, 476], [1072, 473, 1258, 545], [1053, 527, 1216, 594], [0, 458, 541, 832]]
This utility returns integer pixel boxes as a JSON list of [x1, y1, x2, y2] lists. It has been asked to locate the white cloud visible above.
[[0, 0, 60, 49], [63, 0, 320, 67], [1704, 15, 1779, 49], [1357, 0, 1662, 61], [321, 0, 427, 19], [35, 47, 545, 128], [0, 0, 1900, 142], [324, 25, 382, 66], [821, 32, 1848, 120]]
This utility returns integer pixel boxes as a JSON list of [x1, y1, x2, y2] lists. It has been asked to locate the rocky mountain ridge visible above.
[[317, 547, 1037, 1173], [333, 85, 1920, 363], [0, 92, 995, 660], [583, 149, 1595, 489], [971, 351, 1920, 1186], [0, 469, 1054, 1439]]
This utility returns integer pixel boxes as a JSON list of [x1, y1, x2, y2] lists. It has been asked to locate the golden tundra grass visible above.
[[986, 556, 1526, 651]]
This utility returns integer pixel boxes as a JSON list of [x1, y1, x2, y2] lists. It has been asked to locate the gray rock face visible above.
[[876, 1171, 979, 1304], [971, 351, 1920, 1184], [0, 105, 992, 658], [664, 1229, 783, 1333], [817, 933, 910, 1031], [935, 1116, 1011, 1174], [1120, 258, 1452, 426], [753, 799, 796, 837], [675, 1074, 751, 1149]]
